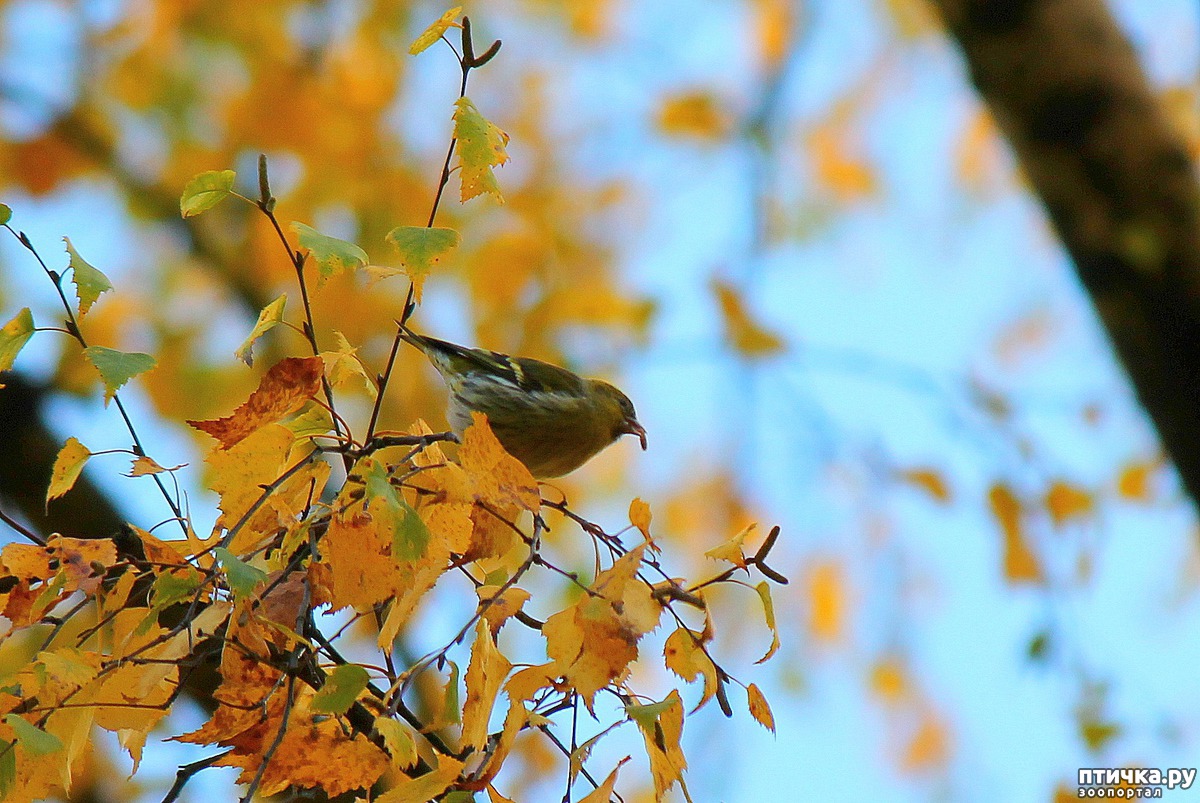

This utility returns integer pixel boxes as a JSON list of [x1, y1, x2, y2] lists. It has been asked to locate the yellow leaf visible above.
[[204, 423, 294, 536], [544, 546, 661, 707], [578, 757, 630, 803], [712, 280, 785, 357], [705, 522, 755, 570], [628, 497, 654, 544], [808, 102, 877, 201], [461, 620, 512, 752], [0, 307, 35, 375], [459, 413, 540, 512], [807, 560, 845, 644], [902, 711, 949, 772], [754, 580, 781, 663], [746, 683, 775, 733], [409, 6, 462, 55], [472, 699, 527, 788], [453, 97, 509, 203], [126, 456, 173, 477], [320, 331, 374, 392], [663, 627, 719, 710], [46, 437, 91, 506], [753, 0, 794, 68], [476, 584, 531, 636], [869, 656, 910, 704], [504, 662, 557, 703], [956, 107, 1000, 191], [376, 755, 466, 803], [375, 717, 418, 771], [234, 293, 287, 366], [629, 690, 688, 798]]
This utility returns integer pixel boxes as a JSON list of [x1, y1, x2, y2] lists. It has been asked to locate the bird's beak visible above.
[[624, 419, 648, 450]]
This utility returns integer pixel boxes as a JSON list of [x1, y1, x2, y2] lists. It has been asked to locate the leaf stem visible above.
[[366, 22, 493, 443], [5, 224, 187, 533]]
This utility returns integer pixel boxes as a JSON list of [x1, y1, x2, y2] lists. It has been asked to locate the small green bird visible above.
[[399, 326, 647, 479]]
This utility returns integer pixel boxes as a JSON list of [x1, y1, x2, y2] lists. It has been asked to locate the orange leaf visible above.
[[897, 468, 951, 504], [988, 483, 1043, 584], [746, 683, 775, 733], [188, 356, 323, 449], [1044, 480, 1094, 526], [1117, 458, 1160, 503], [656, 91, 732, 141], [712, 280, 785, 357], [544, 546, 661, 707]]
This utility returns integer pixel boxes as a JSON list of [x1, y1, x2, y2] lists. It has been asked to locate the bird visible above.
[[398, 325, 647, 478]]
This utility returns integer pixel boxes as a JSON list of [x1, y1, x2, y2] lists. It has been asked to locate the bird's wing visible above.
[[401, 327, 586, 395]]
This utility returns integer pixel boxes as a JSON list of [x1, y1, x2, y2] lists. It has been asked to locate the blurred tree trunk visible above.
[[931, 0, 1200, 507]]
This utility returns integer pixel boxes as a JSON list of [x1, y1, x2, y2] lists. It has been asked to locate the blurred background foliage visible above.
[[2, 0, 1199, 800]]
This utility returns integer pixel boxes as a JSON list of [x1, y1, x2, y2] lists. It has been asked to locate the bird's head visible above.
[[589, 380, 647, 450]]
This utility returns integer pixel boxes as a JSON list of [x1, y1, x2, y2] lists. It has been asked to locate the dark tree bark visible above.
[[0, 372, 126, 538], [931, 0, 1200, 506]]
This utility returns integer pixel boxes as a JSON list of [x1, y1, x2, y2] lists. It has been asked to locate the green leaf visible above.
[[290, 222, 368, 285], [409, 6, 462, 54], [310, 664, 370, 715], [0, 307, 34, 373], [82, 346, 156, 405], [625, 697, 677, 729], [0, 739, 14, 799], [441, 661, 461, 725], [5, 715, 62, 756], [63, 237, 113, 316], [0, 204, 11, 226], [753, 580, 780, 664], [361, 456, 400, 511], [452, 97, 509, 203], [214, 547, 267, 597], [359, 457, 431, 559], [151, 570, 202, 610], [234, 293, 287, 366], [180, 169, 237, 217], [393, 500, 431, 562], [384, 226, 460, 301]]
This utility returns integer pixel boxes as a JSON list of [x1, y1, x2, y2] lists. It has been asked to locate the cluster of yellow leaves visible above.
[[0, 530, 232, 801]]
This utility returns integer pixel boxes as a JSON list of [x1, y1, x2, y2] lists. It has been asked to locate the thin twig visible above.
[[5, 224, 188, 533]]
